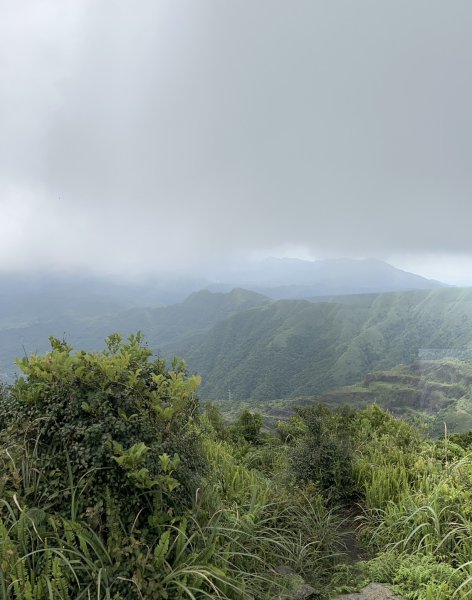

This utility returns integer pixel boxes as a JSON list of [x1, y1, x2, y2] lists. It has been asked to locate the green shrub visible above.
[[290, 405, 356, 500], [2, 333, 204, 536], [0, 334, 225, 598], [362, 553, 461, 600], [202, 402, 228, 440], [230, 410, 263, 445], [275, 415, 307, 445]]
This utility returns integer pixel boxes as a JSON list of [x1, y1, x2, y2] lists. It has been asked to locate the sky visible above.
[[2, 0, 472, 284]]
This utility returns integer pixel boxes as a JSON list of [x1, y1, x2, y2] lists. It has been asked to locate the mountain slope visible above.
[[0, 288, 268, 380], [309, 359, 472, 435], [3, 285, 472, 406], [177, 287, 472, 400], [212, 358, 472, 435]]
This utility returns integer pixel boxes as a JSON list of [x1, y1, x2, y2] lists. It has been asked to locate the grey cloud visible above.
[[2, 0, 472, 274]]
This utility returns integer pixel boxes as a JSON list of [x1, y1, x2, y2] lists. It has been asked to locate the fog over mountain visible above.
[[0, 258, 446, 330], [208, 257, 446, 298], [2, 1, 472, 281]]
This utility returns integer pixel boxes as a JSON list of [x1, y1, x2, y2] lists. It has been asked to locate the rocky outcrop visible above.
[[289, 584, 318, 599], [334, 583, 405, 599]]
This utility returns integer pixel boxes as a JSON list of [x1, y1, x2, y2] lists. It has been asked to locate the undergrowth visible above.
[[0, 334, 341, 599], [3, 334, 472, 598]]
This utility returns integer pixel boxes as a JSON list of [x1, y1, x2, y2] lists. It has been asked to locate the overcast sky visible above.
[[2, 1, 472, 284]]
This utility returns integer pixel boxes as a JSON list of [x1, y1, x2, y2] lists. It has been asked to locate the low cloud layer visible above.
[[2, 1, 472, 278]]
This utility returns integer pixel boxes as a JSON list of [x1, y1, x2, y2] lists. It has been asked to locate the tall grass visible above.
[[0, 432, 342, 599], [199, 437, 344, 596], [357, 431, 472, 599]]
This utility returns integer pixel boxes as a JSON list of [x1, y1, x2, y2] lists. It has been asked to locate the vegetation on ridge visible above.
[[0, 334, 340, 598], [183, 287, 472, 400], [3, 333, 472, 598]]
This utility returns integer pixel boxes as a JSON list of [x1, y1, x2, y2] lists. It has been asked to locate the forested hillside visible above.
[[222, 359, 472, 436], [180, 287, 472, 400], [319, 360, 472, 435], [3, 286, 472, 403], [0, 288, 268, 380]]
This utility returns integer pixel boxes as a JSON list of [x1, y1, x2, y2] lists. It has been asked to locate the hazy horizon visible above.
[[0, 253, 467, 288], [2, 1, 472, 285]]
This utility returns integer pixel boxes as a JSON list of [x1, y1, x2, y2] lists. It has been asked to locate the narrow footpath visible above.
[[332, 515, 405, 600]]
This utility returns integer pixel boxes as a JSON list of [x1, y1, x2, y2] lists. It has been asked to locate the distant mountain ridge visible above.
[[0, 258, 445, 330], [0, 261, 453, 397], [209, 257, 446, 299], [0, 271, 207, 327]]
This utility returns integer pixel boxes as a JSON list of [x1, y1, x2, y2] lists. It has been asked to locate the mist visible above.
[[2, 1, 472, 283]]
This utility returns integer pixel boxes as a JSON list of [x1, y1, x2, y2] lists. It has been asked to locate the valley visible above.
[[3, 283, 472, 427]]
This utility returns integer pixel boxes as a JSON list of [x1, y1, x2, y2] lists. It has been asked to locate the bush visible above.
[[3, 333, 204, 532], [230, 409, 263, 444], [362, 553, 461, 600], [290, 404, 356, 500]]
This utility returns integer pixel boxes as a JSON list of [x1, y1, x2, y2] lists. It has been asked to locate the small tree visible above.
[[231, 409, 263, 444], [291, 404, 356, 499], [203, 401, 228, 440], [4, 333, 204, 538]]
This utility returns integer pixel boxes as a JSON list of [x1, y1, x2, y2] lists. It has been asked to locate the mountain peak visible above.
[[210, 257, 446, 299]]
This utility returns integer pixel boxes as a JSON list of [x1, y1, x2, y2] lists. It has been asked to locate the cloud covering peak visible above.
[[2, 1, 472, 275]]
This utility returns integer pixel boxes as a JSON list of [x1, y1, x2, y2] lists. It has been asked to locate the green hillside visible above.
[[179, 287, 472, 400], [319, 359, 472, 435], [214, 359, 472, 437], [0, 288, 268, 380], [4, 285, 472, 406]]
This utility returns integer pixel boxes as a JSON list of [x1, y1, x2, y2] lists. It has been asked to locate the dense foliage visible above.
[[8, 333, 202, 526], [3, 333, 472, 598], [290, 405, 356, 500], [0, 334, 210, 598], [286, 403, 472, 598], [0, 335, 340, 599]]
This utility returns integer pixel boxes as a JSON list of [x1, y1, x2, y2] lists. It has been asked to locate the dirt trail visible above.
[[333, 513, 405, 600]]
